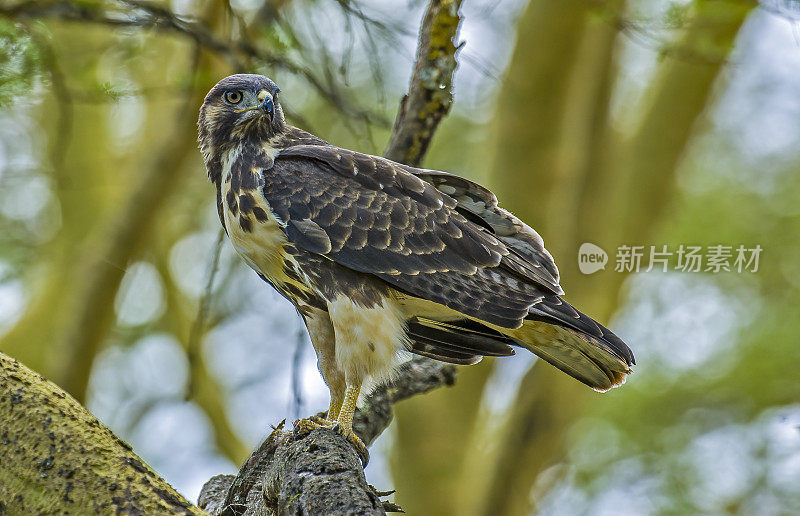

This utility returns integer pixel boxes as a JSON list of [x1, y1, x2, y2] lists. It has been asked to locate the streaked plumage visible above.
[[198, 74, 635, 459]]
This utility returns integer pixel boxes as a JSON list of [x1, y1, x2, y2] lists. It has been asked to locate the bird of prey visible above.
[[198, 74, 634, 462]]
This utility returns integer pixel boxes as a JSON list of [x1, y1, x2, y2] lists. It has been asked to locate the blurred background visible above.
[[1, 0, 800, 513]]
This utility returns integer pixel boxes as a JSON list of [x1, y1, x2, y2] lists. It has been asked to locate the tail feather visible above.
[[406, 337, 482, 365], [402, 295, 634, 392], [405, 317, 514, 365], [516, 295, 634, 391], [513, 322, 631, 391], [527, 295, 634, 366]]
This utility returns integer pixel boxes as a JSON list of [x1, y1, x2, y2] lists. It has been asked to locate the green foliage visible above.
[[0, 21, 41, 108]]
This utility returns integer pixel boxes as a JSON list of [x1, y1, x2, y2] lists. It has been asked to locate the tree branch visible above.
[[383, 0, 463, 167], [0, 352, 203, 514], [197, 358, 455, 515]]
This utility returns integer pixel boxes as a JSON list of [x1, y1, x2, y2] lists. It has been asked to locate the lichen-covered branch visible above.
[[197, 358, 455, 515], [0, 352, 203, 514], [383, 0, 463, 167]]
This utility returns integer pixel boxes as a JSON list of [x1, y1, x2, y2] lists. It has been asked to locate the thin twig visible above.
[[0, 0, 389, 127], [289, 327, 306, 420], [611, 15, 728, 65], [186, 227, 225, 400]]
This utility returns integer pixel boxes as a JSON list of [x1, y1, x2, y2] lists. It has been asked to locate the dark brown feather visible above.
[[263, 150, 548, 328]]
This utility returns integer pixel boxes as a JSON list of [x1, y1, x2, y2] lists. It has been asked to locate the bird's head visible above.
[[198, 74, 285, 174]]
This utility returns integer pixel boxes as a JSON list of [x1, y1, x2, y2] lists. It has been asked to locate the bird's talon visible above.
[[349, 434, 370, 467], [310, 414, 333, 425], [293, 418, 369, 466], [293, 416, 335, 438]]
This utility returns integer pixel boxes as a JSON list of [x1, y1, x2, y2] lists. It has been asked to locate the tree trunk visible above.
[[478, 2, 755, 515]]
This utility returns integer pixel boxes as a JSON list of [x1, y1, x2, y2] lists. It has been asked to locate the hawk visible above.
[[198, 74, 634, 462]]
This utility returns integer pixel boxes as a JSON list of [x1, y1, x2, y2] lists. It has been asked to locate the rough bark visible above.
[[383, 0, 463, 167], [196, 358, 455, 515], [0, 352, 202, 514]]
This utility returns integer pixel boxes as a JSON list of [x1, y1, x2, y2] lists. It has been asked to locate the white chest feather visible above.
[[328, 295, 408, 383], [222, 182, 287, 282]]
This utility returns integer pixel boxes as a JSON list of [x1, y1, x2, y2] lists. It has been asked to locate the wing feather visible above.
[[263, 146, 549, 328], [412, 169, 563, 294]]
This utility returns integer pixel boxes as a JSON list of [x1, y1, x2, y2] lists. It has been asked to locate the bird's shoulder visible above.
[[272, 143, 452, 212]]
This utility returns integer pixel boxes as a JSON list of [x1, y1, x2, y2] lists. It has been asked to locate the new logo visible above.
[[578, 243, 608, 274]]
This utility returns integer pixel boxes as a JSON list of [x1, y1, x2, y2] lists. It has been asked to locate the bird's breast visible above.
[[222, 180, 288, 283], [219, 146, 321, 313]]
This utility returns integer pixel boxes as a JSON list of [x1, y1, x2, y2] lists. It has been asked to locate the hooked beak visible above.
[[233, 90, 275, 120], [257, 90, 274, 120]]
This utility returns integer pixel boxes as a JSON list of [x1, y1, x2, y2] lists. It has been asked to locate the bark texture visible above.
[[197, 358, 455, 515], [0, 352, 202, 514], [384, 0, 463, 167]]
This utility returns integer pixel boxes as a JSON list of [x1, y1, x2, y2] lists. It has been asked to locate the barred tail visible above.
[[401, 294, 634, 391], [509, 295, 634, 391]]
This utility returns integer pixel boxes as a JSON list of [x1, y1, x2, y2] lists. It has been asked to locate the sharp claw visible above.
[[351, 436, 370, 467], [293, 418, 369, 466], [331, 424, 369, 466]]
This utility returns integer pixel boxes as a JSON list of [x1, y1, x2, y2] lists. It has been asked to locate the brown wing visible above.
[[263, 146, 552, 328], [277, 145, 564, 295], [408, 169, 563, 294]]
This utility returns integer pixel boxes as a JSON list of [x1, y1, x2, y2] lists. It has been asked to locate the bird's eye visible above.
[[224, 91, 243, 104]]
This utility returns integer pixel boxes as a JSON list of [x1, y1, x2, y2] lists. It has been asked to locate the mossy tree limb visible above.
[[384, 0, 463, 167], [0, 352, 204, 514]]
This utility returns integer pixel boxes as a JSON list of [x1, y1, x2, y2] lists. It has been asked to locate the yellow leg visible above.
[[292, 380, 369, 466], [335, 381, 368, 466], [327, 392, 343, 422], [335, 382, 361, 435]]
